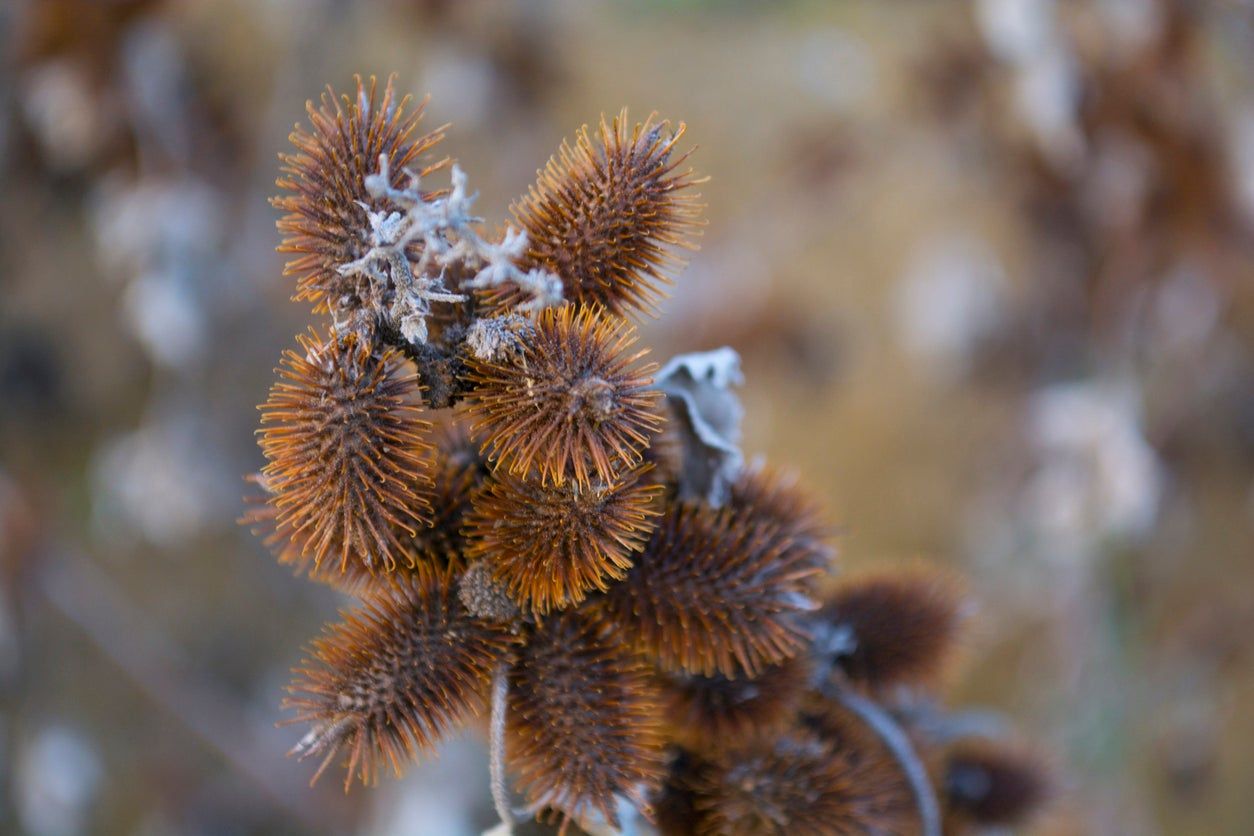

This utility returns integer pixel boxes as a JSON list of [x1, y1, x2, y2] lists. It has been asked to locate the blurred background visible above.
[[2, 0, 1252, 833]]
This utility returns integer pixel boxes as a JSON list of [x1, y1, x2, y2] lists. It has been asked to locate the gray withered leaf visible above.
[[655, 347, 745, 507]]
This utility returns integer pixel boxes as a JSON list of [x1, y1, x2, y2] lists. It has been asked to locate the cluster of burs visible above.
[[246, 76, 1050, 835]]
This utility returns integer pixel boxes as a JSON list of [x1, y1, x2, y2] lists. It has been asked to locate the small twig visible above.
[[490, 664, 515, 832], [826, 683, 942, 836]]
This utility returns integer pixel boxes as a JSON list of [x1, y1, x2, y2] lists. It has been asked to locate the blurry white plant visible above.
[[975, 0, 1083, 169], [894, 232, 1008, 384], [16, 726, 102, 836], [1020, 380, 1163, 564], [91, 176, 223, 370]]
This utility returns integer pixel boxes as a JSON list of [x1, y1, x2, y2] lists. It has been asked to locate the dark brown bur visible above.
[[465, 303, 663, 488], [507, 612, 665, 829], [274, 74, 447, 316], [596, 501, 822, 678], [258, 328, 433, 579], [686, 729, 916, 835], [942, 737, 1053, 830], [500, 110, 704, 318], [816, 564, 970, 692], [284, 572, 521, 789], [661, 655, 812, 753], [464, 463, 662, 615], [408, 420, 488, 567]]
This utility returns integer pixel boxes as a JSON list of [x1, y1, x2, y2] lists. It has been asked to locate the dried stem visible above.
[[490, 663, 515, 831], [826, 683, 942, 836]]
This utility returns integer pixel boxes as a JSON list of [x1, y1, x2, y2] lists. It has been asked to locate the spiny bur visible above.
[[465, 303, 663, 487], [685, 731, 916, 836], [597, 501, 823, 678], [502, 110, 704, 318], [408, 420, 487, 567], [284, 572, 520, 789], [507, 612, 665, 829], [661, 655, 812, 753], [464, 463, 662, 614], [275, 75, 446, 317], [942, 737, 1053, 831], [258, 328, 433, 578], [817, 563, 970, 692], [241, 473, 427, 596]]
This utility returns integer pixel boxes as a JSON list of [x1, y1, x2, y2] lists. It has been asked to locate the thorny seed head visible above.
[[496, 109, 704, 318], [284, 572, 521, 789], [684, 729, 917, 836], [817, 564, 971, 692], [465, 303, 663, 488], [258, 328, 433, 578], [597, 501, 823, 678], [274, 75, 446, 317], [730, 462, 836, 555], [251, 75, 1049, 834], [464, 463, 663, 615], [942, 737, 1053, 829], [507, 612, 665, 829]]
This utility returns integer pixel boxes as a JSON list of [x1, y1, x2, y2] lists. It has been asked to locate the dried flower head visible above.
[[499, 110, 704, 318], [662, 656, 812, 753], [258, 328, 433, 577], [507, 612, 665, 828], [465, 303, 663, 487], [730, 463, 835, 558], [464, 464, 662, 614], [687, 730, 916, 835], [274, 75, 446, 315], [943, 738, 1052, 829], [817, 564, 970, 691], [598, 502, 821, 678], [284, 572, 520, 788]]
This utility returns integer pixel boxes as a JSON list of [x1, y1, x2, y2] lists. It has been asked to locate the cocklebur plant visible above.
[[246, 75, 1051, 834]]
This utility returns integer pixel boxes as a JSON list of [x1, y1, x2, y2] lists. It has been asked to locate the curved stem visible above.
[[490, 664, 514, 831], [828, 685, 942, 836]]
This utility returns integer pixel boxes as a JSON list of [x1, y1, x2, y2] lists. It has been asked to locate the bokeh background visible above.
[[2, 0, 1253, 833]]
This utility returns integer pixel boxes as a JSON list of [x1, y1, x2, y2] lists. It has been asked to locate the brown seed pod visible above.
[[258, 328, 433, 578], [507, 612, 665, 829], [729, 462, 835, 551], [817, 564, 970, 692], [687, 729, 917, 836], [465, 303, 663, 488], [274, 74, 447, 315], [284, 572, 521, 789], [943, 737, 1052, 830], [497, 110, 704, 318], [464, 464, 662, 615], [662, 655, 812, 753], [597, 501, 821, 678]]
